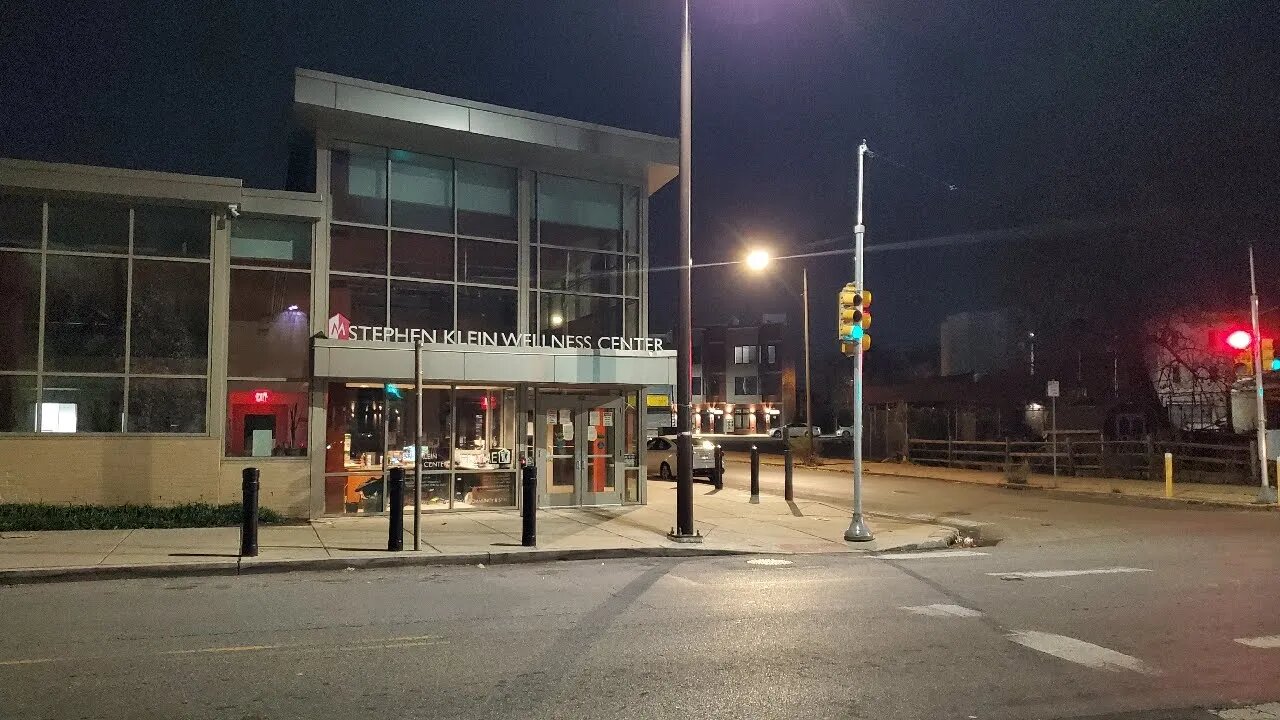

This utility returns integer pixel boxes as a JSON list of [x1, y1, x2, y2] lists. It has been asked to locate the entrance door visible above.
[[538, 396, 623, 506]]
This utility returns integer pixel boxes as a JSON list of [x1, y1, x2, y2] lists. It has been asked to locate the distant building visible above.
[[940, 310, 1016, 376], [685, 316, 795, 434]]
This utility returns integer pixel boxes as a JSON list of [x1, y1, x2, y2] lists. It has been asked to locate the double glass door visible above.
[[540, 396, 622, 506]]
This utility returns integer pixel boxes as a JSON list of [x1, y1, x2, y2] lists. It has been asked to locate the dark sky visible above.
[[2, 0, 1277, 355]]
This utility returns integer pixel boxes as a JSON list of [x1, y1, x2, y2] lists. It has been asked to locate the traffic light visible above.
[[838, 283, 871, 357], [1265, 338, 1277, 372]]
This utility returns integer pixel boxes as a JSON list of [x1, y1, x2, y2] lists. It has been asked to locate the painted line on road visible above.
[[988, 567, 1150, 579], [1007, 631, 1155, 674], [1235, 635, 1280, 649], [0, 657, 57, 666], [899, 603, 983, 618], [877, 549, 988, 560], [159, 644, 282, 655]]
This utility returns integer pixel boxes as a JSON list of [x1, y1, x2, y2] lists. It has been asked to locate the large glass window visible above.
[[540, 293, 621, 338], [226, 380, 309, 457], [228, 270, 310, 378], [390, 280, 453, 331], [130, 260, 209, 375], [537, 175, 622, 251], [0, 198, 211, 434], [390, 150, 453, 233], [538, 247, 621, 295], [458, 287, 517, 333], [231, 217, 311, 268], [0, 194, 41, 249], [457, 162, 516, 240], [458, 239, 518, 286], [44, 255, 128, 373], [329, 274, 387, 327], [330, 143, 387, 225], [133, 205, 210, 258], [330, 224, 386, 275], [0, 252, 40, 371], [390, 231, 453, 281]]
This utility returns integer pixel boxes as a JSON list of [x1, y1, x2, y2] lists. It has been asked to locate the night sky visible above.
[[2, 0, 1277, 358]]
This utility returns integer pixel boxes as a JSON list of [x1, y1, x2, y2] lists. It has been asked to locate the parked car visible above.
[[770, 423, 821, 438], [835, 426, 853, 437], [646, 435, 716, 479]]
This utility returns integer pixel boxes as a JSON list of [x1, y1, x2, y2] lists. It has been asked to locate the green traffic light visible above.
[[1271, 358, 1280, 372], [850, 325, 864, 341]]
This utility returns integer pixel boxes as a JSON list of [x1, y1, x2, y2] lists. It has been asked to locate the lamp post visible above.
[[844, 140, 874, 542], [670, 0, 698, 540], [1248, 241, 1276, 503], [744, 248, 814, 463]]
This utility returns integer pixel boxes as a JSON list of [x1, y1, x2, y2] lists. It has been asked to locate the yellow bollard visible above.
[[1164, 452, 1173, 498]]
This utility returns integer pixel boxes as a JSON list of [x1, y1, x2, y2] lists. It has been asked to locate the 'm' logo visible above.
[[327, 313, 351, 340]]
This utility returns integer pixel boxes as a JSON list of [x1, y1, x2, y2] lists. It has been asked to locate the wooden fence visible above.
[[905, 433, 1256, 484]]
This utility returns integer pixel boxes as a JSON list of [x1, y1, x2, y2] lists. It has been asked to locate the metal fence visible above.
[[905, 432, 1256, 485]]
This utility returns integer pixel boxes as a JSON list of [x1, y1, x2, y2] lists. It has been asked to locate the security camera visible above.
[[228, 203, 241, 218]]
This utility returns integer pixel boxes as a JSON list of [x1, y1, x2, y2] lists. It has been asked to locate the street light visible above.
[[744, 247, 815, 462]]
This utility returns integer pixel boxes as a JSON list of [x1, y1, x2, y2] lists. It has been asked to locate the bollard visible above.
[[521, 463, 537, 547], [783, 446, 794, 502], [750, 445, 761, 504], [1164, 452, 1173, 499], [387, 468, 404, 551], [713, 444, 724, 490], [240, 467, 259, 558]]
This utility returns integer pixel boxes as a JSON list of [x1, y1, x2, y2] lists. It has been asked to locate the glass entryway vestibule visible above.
[[536, 390, 642, 507]]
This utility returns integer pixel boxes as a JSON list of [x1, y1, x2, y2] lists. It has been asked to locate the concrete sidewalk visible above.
[[737, 451, 1277, 510], [0, 484, 954, 583]]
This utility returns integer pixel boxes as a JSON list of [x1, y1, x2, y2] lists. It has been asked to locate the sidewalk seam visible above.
[[99, 528, 134, 567]]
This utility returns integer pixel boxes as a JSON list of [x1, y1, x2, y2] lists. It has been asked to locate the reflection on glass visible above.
[[129, 260, 209, 375], [44, 255, 128, 373], [128, 377, 206, 433], [47, 199, 129, 253], [455, 472, 515, 508], [330, 143, 387, 225], [458, 286, 516, 333], [538, 247, 620, 295], [0, 252, 40, 371], [0, 194, 42, 249], [40, 376, 123, 433], [457, 162, 517, 239], [390, 231, 453, 281], [536, 175, 622, 251], [231, 217, 311, 268], [458, 239, 517, 286], [228, 270, 310, 378], [0, 374, 37, 432], [390, 150, 453, 233], [133, 205, 210, 258], [330, 224, 386, 275], [389, 280, 453, 331], [329, 274, 386, 327], [539, 293, 620, 337]]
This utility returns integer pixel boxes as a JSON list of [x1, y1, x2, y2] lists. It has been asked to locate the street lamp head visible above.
[[745, 248, 771, 272]]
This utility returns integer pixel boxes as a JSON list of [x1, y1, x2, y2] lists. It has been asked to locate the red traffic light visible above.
[[1227, 330, 1252, 350]]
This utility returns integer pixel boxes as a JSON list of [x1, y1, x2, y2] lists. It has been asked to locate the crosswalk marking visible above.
[[899, 603, 983, 618], [876, 549, 988, 560], [1235, 635, 1280, 649], [1007, 631, 1155, 674], [988, 567, 1151, 579]]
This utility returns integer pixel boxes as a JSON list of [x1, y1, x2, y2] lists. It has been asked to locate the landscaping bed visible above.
[[0, 503, 285, 531]]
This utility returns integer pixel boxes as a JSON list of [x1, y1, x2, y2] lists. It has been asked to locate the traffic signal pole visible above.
[[1248, 242, 1276, 503], [845, 141, 874, 542]]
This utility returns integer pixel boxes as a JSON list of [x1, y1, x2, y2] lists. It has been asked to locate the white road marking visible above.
[[747, 558, 794, 566], [876, 549, 988, 560], [899, 603, 983, 618], [988, 567, 1151, 579], [1235, 635, 1280, 649], [1007, 631, 1155, 673]]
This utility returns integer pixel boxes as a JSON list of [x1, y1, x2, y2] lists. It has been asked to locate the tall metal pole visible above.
[[671, 0, 698, 539], [802, 266, 814, 463], [1248, 243, 1276, 503], [413, 340, 423, 550], [845, 140, 874, 541]]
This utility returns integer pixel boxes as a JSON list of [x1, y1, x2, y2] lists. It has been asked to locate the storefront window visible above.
[[0, 252, 40, 371], [231, 217, 311, 268], [0, 374, 37, 432], [329, 274, 387, 327], [457, 162, 516, 240], [40, 376, 123, 433], [129, 260, 209, 375], [0, 194, 41, 249], [458, 286, 517, 334], [330, 143, 387, 225], [226, 381, 308, 457], [43, 255, 128, 373], [133, 205, 210, 258], [454, 387, 515, 508], [390, 231, 453, 281], [390, 150, 453, 233], [47, 199, 129, 253], [330, 224, 386, 275], [128, 377, 206, 433], [228, 269, 310, 378]]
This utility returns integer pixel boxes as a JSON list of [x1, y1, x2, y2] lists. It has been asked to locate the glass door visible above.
[[579, 400, 622, 505], [543, 403, 578, 506]]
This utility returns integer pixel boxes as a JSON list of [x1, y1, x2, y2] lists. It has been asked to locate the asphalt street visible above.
[[2, 469, 1279, 719]]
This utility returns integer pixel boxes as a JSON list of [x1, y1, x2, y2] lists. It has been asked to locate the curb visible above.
[[866, 526, 959, 554], [0, 545, 762, 586], [735, 454, 1278, 513]]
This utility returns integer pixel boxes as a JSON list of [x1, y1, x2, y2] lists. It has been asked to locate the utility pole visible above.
[[671, 0, 699, 539], [1249, 242, 1276, 503], [802, 266, 814, 463], [845, 140, 874, 542]]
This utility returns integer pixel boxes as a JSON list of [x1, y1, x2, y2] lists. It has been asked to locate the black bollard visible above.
[[783, 446, 794, 502], [750, 445, 761, 504], [521, 463, 537, 547], [387, 468, 404, 551], [713, 444, 724, 490], [240, 467, 259, 557]]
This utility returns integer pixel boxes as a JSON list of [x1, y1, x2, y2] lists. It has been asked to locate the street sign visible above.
[[1046, 380, 1060, 398]]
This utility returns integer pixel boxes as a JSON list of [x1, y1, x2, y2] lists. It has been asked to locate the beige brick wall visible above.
[[0, 437, 312, 518]]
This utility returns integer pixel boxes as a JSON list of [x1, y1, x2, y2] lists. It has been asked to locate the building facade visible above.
[[690, 315, 792, 434], [0, 69, 677, 517]]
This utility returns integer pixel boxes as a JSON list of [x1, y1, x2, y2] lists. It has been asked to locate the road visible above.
[[3, 468, 1279, 719]]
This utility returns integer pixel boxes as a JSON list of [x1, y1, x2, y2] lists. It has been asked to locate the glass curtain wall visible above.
[[0, 193, 210, 433], [532, 175, 641, 338], [323, 383, 516, 514], [328, 143, 519, 334]]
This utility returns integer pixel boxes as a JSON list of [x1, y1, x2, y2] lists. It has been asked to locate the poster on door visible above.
[[602, 411, 614, 427], [547, 410, 557, 425], [588, 410, 600, 426]]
